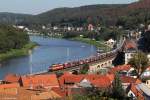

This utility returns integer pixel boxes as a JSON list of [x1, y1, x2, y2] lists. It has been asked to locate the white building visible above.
[[42, 25, 46, 29], [148, 24, 150, 30], [76, 27, 83, 31], [53, 26, 58, 30], [125, 51, 136, 64], [106, 39, 116, 48], [13, 25, 25, 29], [67, 27, 71, 31], [124, 40, 137, 64], [146, 80, 150, 89]]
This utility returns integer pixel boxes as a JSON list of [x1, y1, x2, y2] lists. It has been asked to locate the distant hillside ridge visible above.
[[0, 0, 149, 27]]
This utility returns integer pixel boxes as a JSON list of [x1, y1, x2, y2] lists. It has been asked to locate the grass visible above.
[[70, 37, 111, 52], [0, 42, 37, 62]]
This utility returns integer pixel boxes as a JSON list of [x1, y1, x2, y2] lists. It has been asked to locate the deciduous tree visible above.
[[128, 51, 149, 78]]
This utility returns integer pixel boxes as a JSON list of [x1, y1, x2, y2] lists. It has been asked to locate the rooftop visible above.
[[109, 65, 131, 74], [20, 74, 59, 88], [137, 83, 150, 96], [4, 74, 20, 83]]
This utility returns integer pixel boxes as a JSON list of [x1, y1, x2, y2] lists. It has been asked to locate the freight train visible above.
[[48, 49, 118, 72]]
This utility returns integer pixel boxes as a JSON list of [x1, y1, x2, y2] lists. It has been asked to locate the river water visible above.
[[0, 36, 97, 79]]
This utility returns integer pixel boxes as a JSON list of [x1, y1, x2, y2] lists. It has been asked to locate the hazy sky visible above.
[[0, 0, 138, 15]]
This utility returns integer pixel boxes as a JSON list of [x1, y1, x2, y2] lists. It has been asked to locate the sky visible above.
[[0, 0, 138, 15]]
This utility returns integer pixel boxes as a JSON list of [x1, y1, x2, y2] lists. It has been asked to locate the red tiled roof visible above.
[[91, 75, 112, 88], [120, 76, 137, 84], [146, 66, 150, 71], [109, 65, 131, 74], [59, 73, 114, 89], [0, 83, 20, 88], [106, 74, 115, 82], [124, 40, 137, 50], [135, 79, 142, 84], [130, 84, 144, 100], [4, 74, 20, 83], [68, 88, 87, 96], [84, 74, 101, 82], [64, 75, 84, 84], [51, 87, 66, 97], [20, 74, 59, 88], [59, 73, 104, 87], [59, 73, 73, 87]]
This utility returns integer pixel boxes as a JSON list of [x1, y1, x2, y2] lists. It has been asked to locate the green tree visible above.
[[80, 63, 89, 74], [128, 51, 149, 78], [0, 25, 29, 53], [112, 72, 125, 99]]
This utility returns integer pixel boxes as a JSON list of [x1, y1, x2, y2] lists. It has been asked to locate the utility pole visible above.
[[29, 50, 33, 75], [67, 48, 70, 62]]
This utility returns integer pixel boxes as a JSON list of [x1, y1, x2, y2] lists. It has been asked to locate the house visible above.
[[4, 74, 20, 83], [141, 67, 150, 78], [42, 25, 46, 29], [16, 26, 25, 29], [31, 91, 61, 100], [0, 82, 20, 89], [124, 40, 137, 64], [109, 65, 135, 77], [128, 83, 150, 100], [53, 26, 58, 30], [59, 73, 114, 89], [78, 79, 93, 88], [67, 87, 88, 97], [128, 83, 145, 100], [0, 83, 20, 95], [148, 24, 150, 30], [106, 38, 116, 48], [120, 76, 141, 90], [63, 75, 85, 87], [145, 79, 150, 89], [91, 75, 112, 89], [67, 27, 72, 31], [19, 74, 59, 89], [76, 27, 83, 31], [52, 87, 66, 98], [88, 24, 94, 31]]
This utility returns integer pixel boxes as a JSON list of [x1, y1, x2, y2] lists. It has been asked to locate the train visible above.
[[48, 49, 119, 72]]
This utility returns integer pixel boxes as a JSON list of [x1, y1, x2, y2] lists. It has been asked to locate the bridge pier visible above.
[[89, 58, 115, 74]]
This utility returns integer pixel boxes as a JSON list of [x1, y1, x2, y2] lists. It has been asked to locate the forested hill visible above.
[[35, 4, 127, 26], [0, 4, 127, 26], [0, 12, 33, 25], [0, 0, 150, 27]]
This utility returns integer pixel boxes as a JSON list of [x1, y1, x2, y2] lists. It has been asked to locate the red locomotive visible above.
[[48, 48, 119, 72]]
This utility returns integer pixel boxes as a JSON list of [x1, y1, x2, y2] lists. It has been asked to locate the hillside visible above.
[[128, 0, 150, 9], [0, 12, 33, 25], [0, 0, 149, 27], [36, 4, 127, 26]]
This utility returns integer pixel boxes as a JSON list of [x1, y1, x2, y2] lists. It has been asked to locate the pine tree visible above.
[[112, 72, 125, 99]]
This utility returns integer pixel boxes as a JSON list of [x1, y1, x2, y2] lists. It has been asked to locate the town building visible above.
[[53, 26, 58, 30], [128, 83, 150, 100], [141, 67, 150, 78], [148, 24, 150, 30], [106, 38, 116, 48], [124, 40, 137, 64], [145, 79, 150, 89], [19, 74, 59, 89], [4, 74, 20, 83], [88, 24, 94, 31]]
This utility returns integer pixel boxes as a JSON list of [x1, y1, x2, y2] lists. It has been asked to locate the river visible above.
[[0, 36, 97, 79]]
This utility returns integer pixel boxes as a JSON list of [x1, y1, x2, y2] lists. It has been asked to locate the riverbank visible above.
[[70, 37, 111, 52], [0, 42, 37, 62]]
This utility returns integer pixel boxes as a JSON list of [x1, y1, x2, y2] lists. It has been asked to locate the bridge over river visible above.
[[34, 37, 126, 75]]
